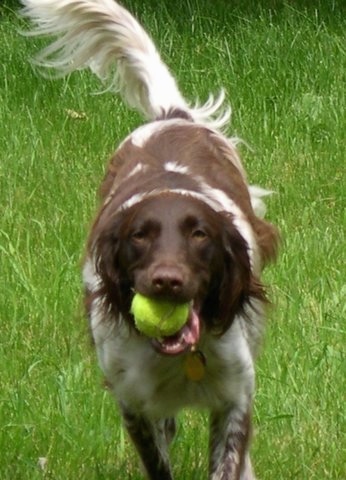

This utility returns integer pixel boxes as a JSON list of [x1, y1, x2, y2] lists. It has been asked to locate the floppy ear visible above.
[[90, 210, 131, 315], [253, 217, 280, 266], [96, 229, 120, 282], [214, 219, 267, 334]]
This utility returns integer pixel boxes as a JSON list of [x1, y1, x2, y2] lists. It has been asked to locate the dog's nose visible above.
[[151, 266, 184, 295]]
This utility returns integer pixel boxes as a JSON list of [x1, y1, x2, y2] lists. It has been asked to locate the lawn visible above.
[[0, 0, 345, 478]]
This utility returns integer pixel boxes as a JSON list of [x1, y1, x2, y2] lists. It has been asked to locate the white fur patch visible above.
[[130, 119, 189, 147], [130, 123, 163, 148], [118, 191, 150, 212], [86, 285, 256, 418], [82, 256, 101, 293], [127, 162, 146, 178], [164, 161, 189, 174], [248, 185, 273, 218], [83, 255, 258, 417]]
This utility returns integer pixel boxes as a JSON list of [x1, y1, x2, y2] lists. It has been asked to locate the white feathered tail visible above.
[[21, 0, 230, 127]]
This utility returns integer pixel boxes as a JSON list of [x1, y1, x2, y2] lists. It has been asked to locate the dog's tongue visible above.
[[152, 309, 200, 355]]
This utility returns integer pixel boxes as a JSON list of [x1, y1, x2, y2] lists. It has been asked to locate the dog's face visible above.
[[93, 193, 264, 353], [118, 194, 226, 303]]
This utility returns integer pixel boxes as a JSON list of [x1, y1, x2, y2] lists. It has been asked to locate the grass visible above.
[[1, 0, 345, 478]]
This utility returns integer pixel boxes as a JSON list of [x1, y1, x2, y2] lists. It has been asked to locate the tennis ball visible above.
[[131, 293, 189, 338]]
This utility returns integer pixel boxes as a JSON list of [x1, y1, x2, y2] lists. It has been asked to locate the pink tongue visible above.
[[152, 309, 200, 356]]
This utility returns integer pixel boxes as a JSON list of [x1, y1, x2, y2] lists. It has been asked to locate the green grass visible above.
[[1, 0, 345, 478]]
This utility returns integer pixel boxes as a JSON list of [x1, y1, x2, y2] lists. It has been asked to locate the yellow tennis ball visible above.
[[131, 293, 189, 337]]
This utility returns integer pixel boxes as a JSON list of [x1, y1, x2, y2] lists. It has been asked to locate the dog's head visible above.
[[91, 191, 271, 354]]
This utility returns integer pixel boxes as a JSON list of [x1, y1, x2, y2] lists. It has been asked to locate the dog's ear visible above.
[[95, 228, 120, 285], [91, 211, 125, 313], [253, 218, 280, 266], [213, 219, 266, 334]]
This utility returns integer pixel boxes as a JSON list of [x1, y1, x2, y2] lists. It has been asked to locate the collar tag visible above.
[[184, 349, 206, 382]]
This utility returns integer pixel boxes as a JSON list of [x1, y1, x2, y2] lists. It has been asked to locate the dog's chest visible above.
[[93, 318, 255, 419]]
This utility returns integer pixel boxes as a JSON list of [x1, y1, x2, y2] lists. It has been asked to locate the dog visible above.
[[22, 1, 279, 478]]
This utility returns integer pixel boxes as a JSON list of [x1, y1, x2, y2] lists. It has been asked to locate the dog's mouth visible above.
[[151, 307, 201, 356]]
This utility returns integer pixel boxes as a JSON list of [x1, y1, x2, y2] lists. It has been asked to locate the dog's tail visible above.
[[21, 0, 230, 128]]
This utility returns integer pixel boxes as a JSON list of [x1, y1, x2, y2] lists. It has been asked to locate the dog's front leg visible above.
[[209, 406, 254, 480], [121, 407, 173, 480]]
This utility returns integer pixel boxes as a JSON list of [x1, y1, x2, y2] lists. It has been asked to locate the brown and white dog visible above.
[[22, 1, 279, 478]]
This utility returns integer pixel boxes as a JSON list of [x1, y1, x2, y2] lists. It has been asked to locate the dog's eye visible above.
[[131, 230, 147, 242], [191, 229, 208, 241]]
